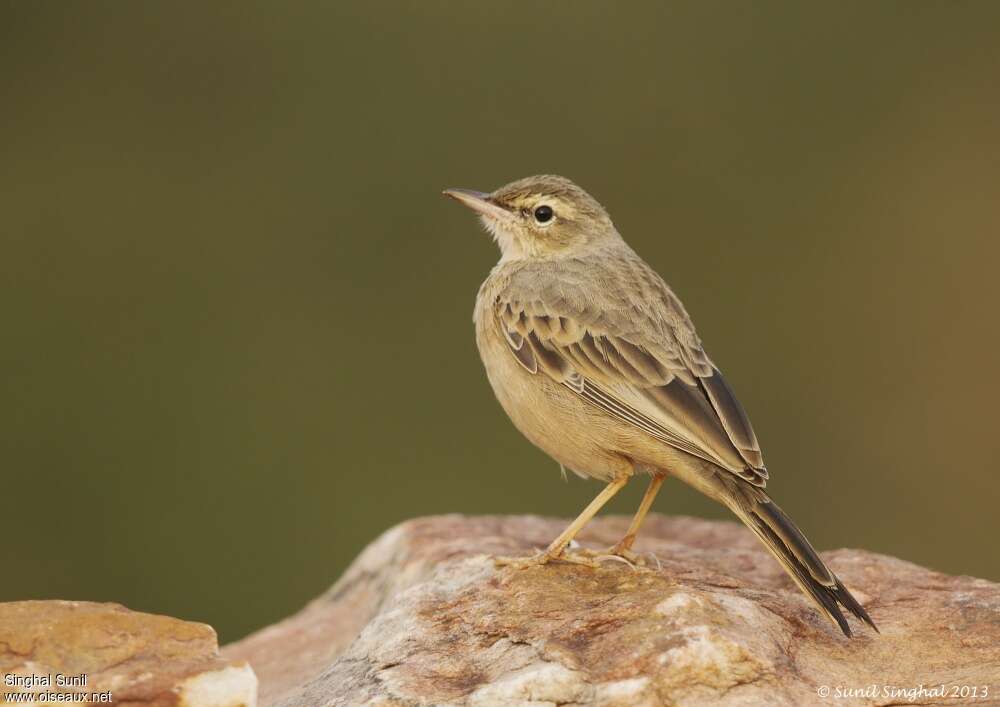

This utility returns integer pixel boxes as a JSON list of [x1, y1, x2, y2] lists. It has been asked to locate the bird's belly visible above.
[[475, 325, 634, 482]]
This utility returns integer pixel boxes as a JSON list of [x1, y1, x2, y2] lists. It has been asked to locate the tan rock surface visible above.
[[0, 600, 256, 707], [224, 515, 1000, 707]]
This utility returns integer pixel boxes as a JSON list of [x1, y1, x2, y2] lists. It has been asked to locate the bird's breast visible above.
[[472, 282, 634, 482]]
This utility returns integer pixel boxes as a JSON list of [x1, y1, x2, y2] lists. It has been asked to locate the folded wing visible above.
[[495, 260, 766, 486]]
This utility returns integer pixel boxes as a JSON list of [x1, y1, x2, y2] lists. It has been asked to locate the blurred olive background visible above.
[[3, 2, 999, 643]]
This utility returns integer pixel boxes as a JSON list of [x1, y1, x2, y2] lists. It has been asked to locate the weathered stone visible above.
[[0, 600, 256, 707], [224, 514, 1000, 706]]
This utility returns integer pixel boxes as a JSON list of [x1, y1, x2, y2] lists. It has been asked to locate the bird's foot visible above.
[[573, 543, 662, 572], [608, 545, 644, 565], [494, 541, 660, 572], [494, 546, 604, 570], [569, 547, 639, 571], [493, 552, 548, 570]]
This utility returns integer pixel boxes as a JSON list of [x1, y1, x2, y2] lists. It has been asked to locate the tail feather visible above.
[[721, 478, 878, 637]]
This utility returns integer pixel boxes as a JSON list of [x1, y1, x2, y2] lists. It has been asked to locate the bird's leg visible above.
[[608, 473, 666, 564], [495, 474, 630, 569]]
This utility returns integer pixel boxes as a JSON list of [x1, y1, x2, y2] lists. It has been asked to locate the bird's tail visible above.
[[718, 475, 878, 637]]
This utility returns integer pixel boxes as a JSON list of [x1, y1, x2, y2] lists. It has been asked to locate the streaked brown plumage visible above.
[[444, 174, 877, 638]]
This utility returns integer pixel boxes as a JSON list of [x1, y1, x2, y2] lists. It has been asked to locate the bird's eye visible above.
[[533, 205, 554, 223]]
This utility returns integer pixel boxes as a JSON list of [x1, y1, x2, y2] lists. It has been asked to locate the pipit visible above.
[[443, 175, 878, 638]]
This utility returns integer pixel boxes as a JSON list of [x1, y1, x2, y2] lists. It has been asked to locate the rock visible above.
[[0, 601, 257, 707], [224, 514, 1000, 707]]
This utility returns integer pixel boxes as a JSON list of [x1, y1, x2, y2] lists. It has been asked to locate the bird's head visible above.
[[444, 175, 620, 261]]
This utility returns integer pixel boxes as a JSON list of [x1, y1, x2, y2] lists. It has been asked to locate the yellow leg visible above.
[[610, 474, 665, 557], [496, 474, 630, 568], [544, 474, 630, 557]]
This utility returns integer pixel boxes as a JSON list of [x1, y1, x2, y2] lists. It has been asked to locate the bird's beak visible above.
[[442, 188, 513, 222]]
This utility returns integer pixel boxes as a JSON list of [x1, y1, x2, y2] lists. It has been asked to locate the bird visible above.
[[443, 174, 877, 638]]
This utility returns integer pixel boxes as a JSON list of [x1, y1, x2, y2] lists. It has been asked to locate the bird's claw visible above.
[[495, 545, 659, 573], [494, 549, 603, 569]]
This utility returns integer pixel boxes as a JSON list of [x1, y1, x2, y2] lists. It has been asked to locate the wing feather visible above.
[[495, 258, 766, 485]]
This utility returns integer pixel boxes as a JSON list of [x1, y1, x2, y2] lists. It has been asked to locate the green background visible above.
[[3, 2, 999, 643]]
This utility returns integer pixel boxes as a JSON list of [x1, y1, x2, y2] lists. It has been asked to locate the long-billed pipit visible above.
[[444, 175, 877, 637]]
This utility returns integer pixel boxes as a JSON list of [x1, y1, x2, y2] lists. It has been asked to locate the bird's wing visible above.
[[495, 257, 766, 486]]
